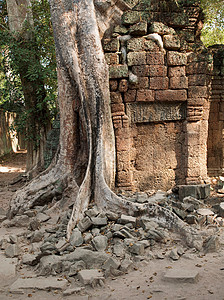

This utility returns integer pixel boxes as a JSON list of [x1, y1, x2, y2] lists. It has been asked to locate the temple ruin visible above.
[[99, 0, 224, 192]]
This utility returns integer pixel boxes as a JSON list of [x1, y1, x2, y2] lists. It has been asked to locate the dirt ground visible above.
[[0, 152, 224, 300]]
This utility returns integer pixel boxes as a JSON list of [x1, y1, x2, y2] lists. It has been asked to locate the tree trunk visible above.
[[6, 0, 51, 174]]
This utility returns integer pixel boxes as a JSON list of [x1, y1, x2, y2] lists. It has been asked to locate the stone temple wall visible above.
[[207, 46, 224, 176], [102, 0, 212, 191]]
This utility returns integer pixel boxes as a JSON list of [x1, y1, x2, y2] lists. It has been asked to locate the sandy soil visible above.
[[0, 152, 224, 300]]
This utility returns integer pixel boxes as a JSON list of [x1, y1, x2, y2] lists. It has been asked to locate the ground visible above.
[[0, 152, 224, 300]]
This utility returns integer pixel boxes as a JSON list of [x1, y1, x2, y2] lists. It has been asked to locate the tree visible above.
[[200, 0, 224, 46], [1, 0, 57, 174]]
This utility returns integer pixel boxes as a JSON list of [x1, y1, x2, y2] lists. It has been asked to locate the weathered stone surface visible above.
[[114, 25, 129, 35], [91, 217, 108, 226], [113, 241, 125, 257], [163, 269, 199, 283], [188, 86, 208, 98], [129, 242, 144, 255], [105, 53, 119, 65], [149, 65, 167, 77], [78, 269, 104, 285], [5, 215, 29, 227], [109, 65, 129, 79], [63, 248, 109, 268], [10, 277, 68, 292], [36, 212, 50, 223], [126, 102, 186, 124], [103, 38, 119, 52], [77, 216, 93, 232], [149, 22, 176, 35], [179, 184, 210, 200], [40, 242, 57, 254], [163, 35, 180, 50], [150, 77, 169, 89], [204, 236, 220, 253], [106, 211, 119, 221], [168, 66, 186, 77], [22, 253, 39, 266], [5, 244, 20, 258], [122, 11, 141, 25], [63, 287, 85, 296], [129, 21, 147, 36], [167, 52, 187, 66], [70, 228, 83, 247], [147, 52, 164, 65], [127, 38, 144, 52], [92, 235, 108, 251], [197, 208, 214, 216], [0, 253, 17, 277], [136, 89, 154, 102], [169, 76, 188, 89], [120, 214, 136, 225], [29, 218, 41, 231], [169, 249, 179, 260], [30, 230, 44, 243], [218, 202, 224, 217], [38, 255, 62, 276], [102, 257, 120, 270], [155, 90, 187, 101], [127, 52, 146, 66]]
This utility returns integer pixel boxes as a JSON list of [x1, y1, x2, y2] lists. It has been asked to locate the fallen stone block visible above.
[[163, 269, 199, 283], [63, 287, 84, 296], [22, 253, 39, 266], [70, 228, 83, 247], [91, 217, 108, 226], [178, 184, 210, 200], [102, 257, 120, 271], [36, 212, 51, 223], [10, 276, 68, 292], [92, 235, 108, 251], [5, 244, 20, 258], [197, 208, 214, 216], [78, 269, 104, 286], [0, 253, 17, 277], [204, 235, 220, 253], [120, 214, 136, 225], [78, 217, 93, 232], [129, 242, 144, 255]]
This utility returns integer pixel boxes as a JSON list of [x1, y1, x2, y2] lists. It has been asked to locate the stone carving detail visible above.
[[126, 102, 187, 124]]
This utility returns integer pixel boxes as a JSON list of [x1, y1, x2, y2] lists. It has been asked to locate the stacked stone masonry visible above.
[[103, 0, 215, 191]]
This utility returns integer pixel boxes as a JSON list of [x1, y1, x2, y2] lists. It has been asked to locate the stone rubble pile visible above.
[[0, 188, 223, 291]]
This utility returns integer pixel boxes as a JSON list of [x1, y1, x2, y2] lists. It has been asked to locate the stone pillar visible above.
[[185, 52, 211, 184]]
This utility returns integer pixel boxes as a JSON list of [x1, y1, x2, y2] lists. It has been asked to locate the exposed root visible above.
[[8, 162, 70, 219]]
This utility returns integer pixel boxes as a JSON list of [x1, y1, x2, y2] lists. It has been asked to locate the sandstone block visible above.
[[188, 74, 208, 86], [78, 216, 93, 232], [155, 89, 187, 101], [102, 257, 120, 270], [136, 89, 154, 101], [163, 34, 180, 50], [149, 65, 167, 77], [10, 277, 68, 292], [127, 52, 146, 66], [188, 86, 208, 98], [122, 11, 141, 25], [149, 22, 176, 35], [124, 90, 136, 102], [105, 53, 119, 65], [132, 65, 150, 76], [129, 77, 149, 89], [119, 79, 128, 92], [127, 38, 144, 52], [5, 244, 20, 258], [150, 77, 169, 90], [129, 242, 144, 255], [91, 217, 107, 226], [110, 92, 122, 104], [144, 40, 160, 51], [92, 235, 108, 251], [120, 214, 136, 225], [167, 52, 187, 66], [111, 103, 125, 113], [129, 21, 147, 36], [186, 62, 208, 75], [109, 65, 129, 78], [146, 52, 164, 65], [114, 25, 129, 35], [78, 269, 104, 285], [163, 269, 199, 283], [168, 66, 185, 77], [169, 76, 188, 89], [70, 228, 83, 247], [178, 184, 210, 200], [103, 38, 119, 52]]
